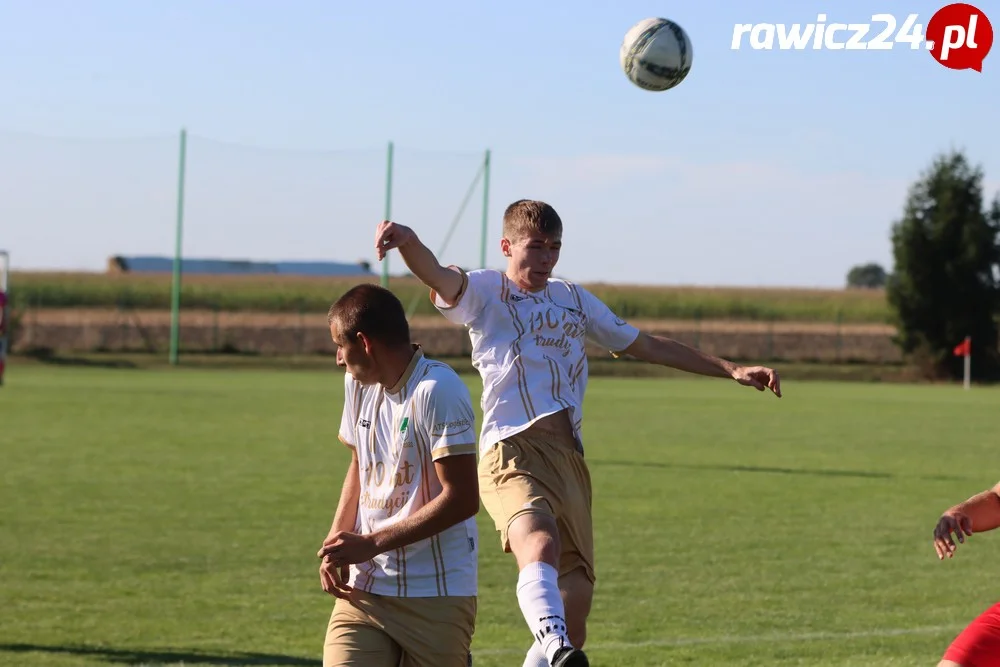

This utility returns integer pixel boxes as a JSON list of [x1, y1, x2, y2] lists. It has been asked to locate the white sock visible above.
[[522, 642, 548, 667], [516, 562, 571, 664]]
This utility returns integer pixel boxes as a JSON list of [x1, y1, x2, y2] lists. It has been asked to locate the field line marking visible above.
[[472, 624, 963, 655]]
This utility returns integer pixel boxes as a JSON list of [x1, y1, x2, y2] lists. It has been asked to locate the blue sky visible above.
[[1, 0, 997, 287]]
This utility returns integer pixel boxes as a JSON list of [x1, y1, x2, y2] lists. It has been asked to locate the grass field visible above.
[[3, 364, 999, 666], [8, 271, 893, 323]]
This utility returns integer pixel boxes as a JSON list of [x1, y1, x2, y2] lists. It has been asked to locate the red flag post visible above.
[[953, 336, 971, 390]]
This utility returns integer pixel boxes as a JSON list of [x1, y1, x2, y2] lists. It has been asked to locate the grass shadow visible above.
[[20, 348, 138, 369], [587, 458, 967, 482]]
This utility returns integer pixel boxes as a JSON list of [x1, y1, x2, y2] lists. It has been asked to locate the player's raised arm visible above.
[[577, 283, 781, 398], [374, 220, 464, 305], [934, 481, 1000, 560], [621, 332, 781, 397]]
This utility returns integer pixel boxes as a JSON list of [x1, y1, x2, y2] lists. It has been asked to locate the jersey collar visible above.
[[386, 345, 424, 395]]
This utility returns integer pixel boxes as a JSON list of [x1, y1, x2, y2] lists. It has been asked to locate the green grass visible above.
[[2, 364, 999, 665], [9, 271, 893, 323]]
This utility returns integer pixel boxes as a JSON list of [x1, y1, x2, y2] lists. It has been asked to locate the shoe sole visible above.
[[555, 650, 589, 667]]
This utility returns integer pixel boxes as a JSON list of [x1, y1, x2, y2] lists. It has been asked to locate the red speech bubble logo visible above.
[[927, 3, 993, 71]]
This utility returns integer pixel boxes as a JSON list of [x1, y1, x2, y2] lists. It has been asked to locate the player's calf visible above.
[[508, 514, 576, 665], [517, 560, 573, 664], [560, 567, 594, 648]]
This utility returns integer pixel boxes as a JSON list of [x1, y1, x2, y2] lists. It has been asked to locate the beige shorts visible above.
[[478, 430, 595, 582], [323, 590, 476, 667]]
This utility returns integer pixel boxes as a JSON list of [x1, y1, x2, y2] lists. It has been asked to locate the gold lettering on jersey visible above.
[[359, 490, 411, 516], [361, 459, 417, 518], [363, 460, 416, 487], [534, 332, 573, 357], [527, 306, 586, 358]]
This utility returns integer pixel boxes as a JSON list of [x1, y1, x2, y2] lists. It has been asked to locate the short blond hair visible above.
[[502, 199, 563, 242]]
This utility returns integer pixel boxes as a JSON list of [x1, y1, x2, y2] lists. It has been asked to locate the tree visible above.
[[846, 263, 888, 289], [887, 150, 1000, 380]]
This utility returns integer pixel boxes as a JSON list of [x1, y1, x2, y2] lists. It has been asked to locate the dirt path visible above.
[[22, 308, 895, 334]]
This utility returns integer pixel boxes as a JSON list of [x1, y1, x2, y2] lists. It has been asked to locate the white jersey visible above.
[[338, 347, 478, 598], [431, 268, 640, 456]]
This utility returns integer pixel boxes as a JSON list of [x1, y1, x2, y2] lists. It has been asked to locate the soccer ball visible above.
[[620, 17, 693, 92]]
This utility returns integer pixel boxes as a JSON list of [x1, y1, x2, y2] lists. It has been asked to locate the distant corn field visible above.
[[8, 272, 893, 324]]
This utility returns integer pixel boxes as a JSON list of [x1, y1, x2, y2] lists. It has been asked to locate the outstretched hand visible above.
[[733, 365, 781, 398], [374, 220, 415, 261], [934, 511, 974, 560]]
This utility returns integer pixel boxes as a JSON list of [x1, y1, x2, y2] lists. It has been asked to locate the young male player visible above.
[[317, 283, 481, 667], [933, 480, 1000, 666], [375, 199, 782, 667]]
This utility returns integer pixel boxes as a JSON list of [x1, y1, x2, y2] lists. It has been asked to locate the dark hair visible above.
[[502, 199, 563, 241], [328, 284, 410, 346]]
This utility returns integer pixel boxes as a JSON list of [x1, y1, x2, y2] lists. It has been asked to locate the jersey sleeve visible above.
[[430, 267, 491, 326], [338, 372, 358, 448], [578, 285, 641, 354], [417, 372, 477, 461]]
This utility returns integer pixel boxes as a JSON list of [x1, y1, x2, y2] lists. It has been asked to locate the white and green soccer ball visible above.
[[620, 17, 694, 92]]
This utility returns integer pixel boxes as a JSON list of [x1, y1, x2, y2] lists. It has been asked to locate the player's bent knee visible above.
[[514, 531, 560, 569], [938, 661, 964, 667], [507, 513, 561, 568]]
